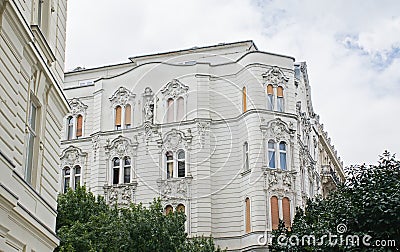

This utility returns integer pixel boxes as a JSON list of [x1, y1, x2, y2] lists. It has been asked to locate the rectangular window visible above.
[[277, 97, 284, 112], [267, 94, 273, 110], [113, 168, 119, 184], [25, 102, 38, 184]]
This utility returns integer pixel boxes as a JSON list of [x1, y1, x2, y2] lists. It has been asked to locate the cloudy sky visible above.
[[65, 0, 400, 165]]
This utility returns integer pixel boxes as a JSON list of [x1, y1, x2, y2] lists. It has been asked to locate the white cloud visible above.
[[65, 0, 400, 165]]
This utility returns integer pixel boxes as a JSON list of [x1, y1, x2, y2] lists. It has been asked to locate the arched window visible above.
[[279, 141, 287, 170], [63, 167, 71, 193], [165, 205, 173, 215], [277, 86, 284, 112], [270, 196, 279, 230], [74, 166, 81, 189], [124, 157, 131, 183], [167, 98, 174, 123], [76, 115, 83, 137], [112, 157, 120, 184], [125, 104, 132, 129], [176, 97, 184, 121], [245, 197, 251, 233], [242, 87, 247, 113], [177, 204, 185, 213], [115, 106, 122, 130], [177, 150, 185, 177], [166, 151, 173, 178], [267, 85, 273, 110], [244, 142, 249, 170], [282, 197, 291, 229], [67, 116, 74, 140], [268, 140, 276, 168]]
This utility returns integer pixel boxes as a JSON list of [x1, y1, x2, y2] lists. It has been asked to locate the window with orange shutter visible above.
[[76, 115, 83, 137], [282, 197, 291, 229], [165, 205, 173, 215], [245, 198, 251, 233], [125, 104, 131, 128], [271, 196, 279, 230], [115, 106, 122, 129], [242, 87, 247, 113]]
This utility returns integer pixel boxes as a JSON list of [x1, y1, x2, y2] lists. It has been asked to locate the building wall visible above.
[[0, 0, 68, 251], [60, 42, 343, 251]]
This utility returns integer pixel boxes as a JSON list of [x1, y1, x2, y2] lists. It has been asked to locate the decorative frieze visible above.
[[103, 182, 138, 206], [162, 128, 192, 152], [105, 135, 138, 158], [264, 169, 296, 195], [157, 178, 191, 200], [197, 121, 210, 148], [262, 66, 289, 87]]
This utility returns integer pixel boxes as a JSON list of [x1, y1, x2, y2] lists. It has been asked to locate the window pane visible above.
[[166, 151, 173, 160], [124, 157, 131, 166], [177, 97, 184, 121], [267, 85, 273, 95], [64, 168, 71, 176], [277, 86, 284, 97], [26, 133, 35, 183], [124, 167, 130, 183], [267, 95, 273, 110], [167, 162, 173, 178], [277, 97, 284, 112], [113, 167, 119, 184], [67, 117, 74, 140], [177, 204, 185, 213], [280, 153, 287, 170], [113, 158, 120, 167], [75, 166, 81, 174], [178, 161, 185, 177], [268, 151, 276, 168], [74, 175, 80, 189], [177, 150, 185, 159], [64, 177, 70, 193], [30, 103, 37, 130], [279, 142, 286, 151], [165, 205, 173, 215], [271, 196, 279, 230]]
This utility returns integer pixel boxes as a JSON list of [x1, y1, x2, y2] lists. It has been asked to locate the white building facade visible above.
[[61, 41, 344, 251], [0, 0, 68, 251]]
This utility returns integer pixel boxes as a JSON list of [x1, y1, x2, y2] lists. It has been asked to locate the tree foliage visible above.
[[55, 187, 225, 252], [271, 151, 400, 251]]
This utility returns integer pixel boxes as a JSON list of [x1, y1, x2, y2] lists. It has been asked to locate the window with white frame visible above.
[[114, 104, 133, 130], [277, 86, 284, 112], [62, 165, 82, 193], [112, 156, 131, 184], [244, 142, 249, 171], [25, 101, 39, 185], [266, 85, 285, 112], [165, 150, 186, 179], [267, 85, 274, 110], [267, 140, 288, 170], [65, 114, 84, 140], [165, 96, 186, 123]]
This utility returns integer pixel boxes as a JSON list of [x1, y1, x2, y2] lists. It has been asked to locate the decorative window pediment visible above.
[[261, 118, 295, 142], [68, 98, 87, 116], [262, 67, 289, 87], [109, 87, 136, 107], [105, 135, 138, 158], [161, 79, 189, 99], [61, 145, 87, 167], [162, 129, 192, 151]]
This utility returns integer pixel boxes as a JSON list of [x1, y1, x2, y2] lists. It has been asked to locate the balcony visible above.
[[321, 165, 341, 196]]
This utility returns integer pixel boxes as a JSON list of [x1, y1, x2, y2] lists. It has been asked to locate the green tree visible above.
[[55, 187, 225, 251], [271, 151, 400, 251]]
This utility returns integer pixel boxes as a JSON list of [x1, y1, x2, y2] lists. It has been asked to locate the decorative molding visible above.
[[162, 128, 192, 152], [143, 87, 155, 123], [262, 66, 289, 87], [92, 135, 99, 161], [264, 169, 296, 195], [60, 145, 87, 168], [161, 79, 189, 99], [105, 135, 138, 158], [68, 98, 88, 116], [157, 178, 191, 200], [261, 118, 295, 142], [103, 182, 138, 206], [109, 86, 135, 107], [197, 121, 210, 148]]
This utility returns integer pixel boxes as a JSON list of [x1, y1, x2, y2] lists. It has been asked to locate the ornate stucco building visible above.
[[0, 0, 69, 251], [60, 41, 344, 251]]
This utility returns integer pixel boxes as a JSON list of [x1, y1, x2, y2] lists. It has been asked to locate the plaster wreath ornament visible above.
[[161, 79, 189, 99], [109, 86, 135, 106], [262, 66, 289, 86]]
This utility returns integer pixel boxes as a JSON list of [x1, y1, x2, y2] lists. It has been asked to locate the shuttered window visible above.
[[277, 86, 284, 112], [165, 205, 173, 215], [177, 204, 185, 213], [115, 106, 122, 129], [245, 198, 251, 233], [267, 85, 273, 110], [271, 196, 279, 230], [267, 85, 273, 95], [76, 115, 83, 137], [282, 197, 291, 229], [125, 104, 132, 128], [277, 86, 284, 97], [242, 87, 247, 113]]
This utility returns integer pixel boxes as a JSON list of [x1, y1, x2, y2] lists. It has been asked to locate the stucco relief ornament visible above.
[[268, 172, 278, 186], [271, 123, 285, 140], [92, 135, 99, 161], [143, 87, 155, 123], [197, 121, 210, 148], [262, 66, 289, 86], [109, 86, 135, 106], [68, 98, 88, 116], [61, 146, 86, 167], [283, 173, 292, 188], [161, 79, 189, 99], [164, 129, 183, 151]]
